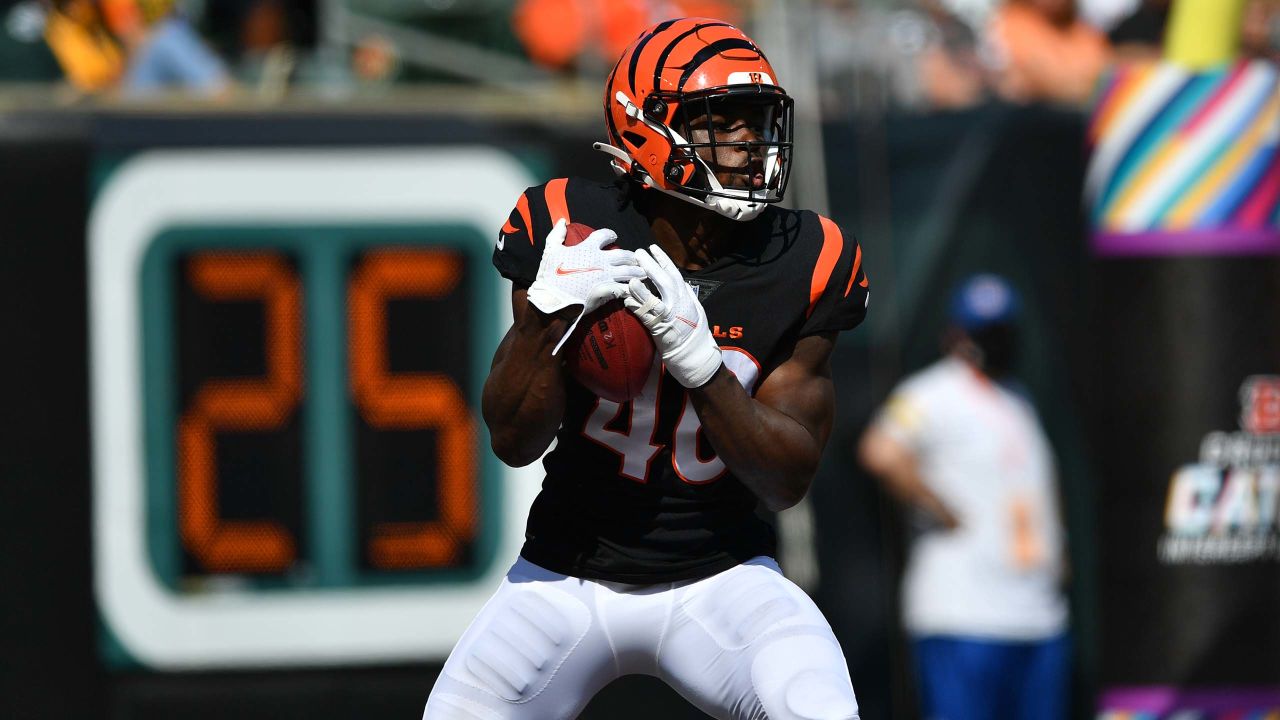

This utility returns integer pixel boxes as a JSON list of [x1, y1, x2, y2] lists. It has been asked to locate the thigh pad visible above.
[[680, 564, 807, 650], [448, 585, 591, 704]]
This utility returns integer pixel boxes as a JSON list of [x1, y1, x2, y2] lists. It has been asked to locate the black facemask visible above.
[[969, 323, 1019, 378]]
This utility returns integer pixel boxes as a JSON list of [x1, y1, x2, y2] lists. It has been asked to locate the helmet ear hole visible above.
[[643, 96, 668, 121], [665, 155, 698, 185], [622, 131, 647, 148]]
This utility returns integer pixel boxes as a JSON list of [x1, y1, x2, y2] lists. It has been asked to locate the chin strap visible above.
[[592, 142, 632, 176], [705, 193, 765, 221]]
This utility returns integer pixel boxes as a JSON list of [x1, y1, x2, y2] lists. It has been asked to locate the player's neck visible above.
[[640, 190, 734, 271]]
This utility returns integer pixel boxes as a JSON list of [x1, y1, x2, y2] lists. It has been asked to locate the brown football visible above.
[[561, 222, 655, 402]]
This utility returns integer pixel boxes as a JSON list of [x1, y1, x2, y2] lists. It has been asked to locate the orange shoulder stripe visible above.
[[517, 192, 534, 244], [545, 178, 570, 227], [501, 192, 535, 244], [844, 242, 863, 297], [809, 215, 844, 317]]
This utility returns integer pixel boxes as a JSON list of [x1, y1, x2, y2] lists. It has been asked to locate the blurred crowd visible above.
[[1, 0, 317, 99], [1, 0, 1277, 108], [815, 0, 1280, 113]]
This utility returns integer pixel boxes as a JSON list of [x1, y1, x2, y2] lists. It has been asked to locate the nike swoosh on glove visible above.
[[527, 219, 644, 355], [624, 245, 723, 389]]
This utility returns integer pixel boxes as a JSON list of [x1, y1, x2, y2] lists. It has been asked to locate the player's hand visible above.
[[527, 219, 644, 355], [625, 245, 723, 389]]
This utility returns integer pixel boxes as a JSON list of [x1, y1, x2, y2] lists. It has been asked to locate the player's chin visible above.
[[715, 166, 768, 192], [715, 172, 755, 191]]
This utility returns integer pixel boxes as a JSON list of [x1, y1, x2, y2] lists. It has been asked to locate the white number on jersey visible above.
[[582, 348, 761, 484]]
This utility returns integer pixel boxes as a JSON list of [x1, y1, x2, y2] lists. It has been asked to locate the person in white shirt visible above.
[[859, 273, 1069, 720]]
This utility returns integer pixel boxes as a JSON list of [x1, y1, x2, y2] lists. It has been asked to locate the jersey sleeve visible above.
[[492, 184, 554, 286], [797, 215, 869, 337]]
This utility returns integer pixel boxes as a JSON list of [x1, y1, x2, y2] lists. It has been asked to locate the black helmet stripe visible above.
[[652, 21, 731, 92], [676, 38, 759, 91], [627, 18, 680, 95], [605, 57, 625, 146]]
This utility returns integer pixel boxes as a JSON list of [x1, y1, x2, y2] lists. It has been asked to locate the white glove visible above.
[[527, 219, 644, 355], [624, 245, 723, 388]]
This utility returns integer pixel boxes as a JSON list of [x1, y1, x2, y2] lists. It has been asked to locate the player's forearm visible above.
[[482, 311, 569, 467], [689, 367, 822, 512]]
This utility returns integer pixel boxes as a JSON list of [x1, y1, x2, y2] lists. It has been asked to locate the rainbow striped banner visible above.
[[1099, 686, 1280, 719], [1087, 60, 1280, 256]]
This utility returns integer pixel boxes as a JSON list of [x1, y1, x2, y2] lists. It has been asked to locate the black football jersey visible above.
[[493, 177, 869, 583]]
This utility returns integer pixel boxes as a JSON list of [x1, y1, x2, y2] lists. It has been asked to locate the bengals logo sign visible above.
[[1240, 375, 1280, 434], [748, 72, 762, 84]]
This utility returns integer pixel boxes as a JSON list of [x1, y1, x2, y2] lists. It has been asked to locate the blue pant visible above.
[[913, 633, 1070, 720]]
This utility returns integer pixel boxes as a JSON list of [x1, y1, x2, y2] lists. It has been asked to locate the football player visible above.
[[424, 18, 869, 720]]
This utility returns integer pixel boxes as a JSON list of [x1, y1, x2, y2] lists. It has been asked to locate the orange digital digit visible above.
[[177, 253, 302, 573], [348, 249, 478, 569]]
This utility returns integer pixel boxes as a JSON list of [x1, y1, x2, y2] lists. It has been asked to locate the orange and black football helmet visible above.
[[594, 18, 794, 221]]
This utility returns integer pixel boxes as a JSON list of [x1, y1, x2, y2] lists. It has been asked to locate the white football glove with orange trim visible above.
[[527, 219, 644, 355], [625, 245, 723, 388]]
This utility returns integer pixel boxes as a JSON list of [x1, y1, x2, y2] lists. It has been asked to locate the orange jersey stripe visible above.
[[501, 192, 535, 240], [844, 242, 863, 297], [809, 216, 844, 317], [517, 192, 534, 244], [545, 178, 570, 227]]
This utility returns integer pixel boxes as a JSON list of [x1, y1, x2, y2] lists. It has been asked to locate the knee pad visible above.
[[782, 669, 860, 720], [449, 587, 591, 703], [752, 634, 859, 720]]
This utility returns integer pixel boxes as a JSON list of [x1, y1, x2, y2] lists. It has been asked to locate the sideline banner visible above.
[[1086, 60, 1280, 258], [1100, 687, 1280, 719], [1087, 53, 1280, 717]]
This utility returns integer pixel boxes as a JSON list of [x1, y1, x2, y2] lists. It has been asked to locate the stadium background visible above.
[[0, 0, 1276, 718]]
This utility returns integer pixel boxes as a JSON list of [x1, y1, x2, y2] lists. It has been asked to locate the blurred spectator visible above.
[[101, 0, 231, 98], [234, 0, 302, 98], [1241, 0, 1280, 62], [200, 0, 314, 65], [918, 0, 989, 108], [351, 33, 399, 86], [988, 0, 1112, 104], [1107, 0, 1170, 60], [512, 0, 739, 72], [40, 0, 230, 97], [859, 274, 1070, 720], [239, 0, 289, 58], [42, 0, 124, 92], [814, 0, 990, 113]]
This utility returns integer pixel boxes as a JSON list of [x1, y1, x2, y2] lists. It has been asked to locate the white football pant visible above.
[[423, 556, 859, 720]]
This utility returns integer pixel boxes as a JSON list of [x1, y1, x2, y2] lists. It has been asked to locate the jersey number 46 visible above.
[[582, 348, 760, 485]]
